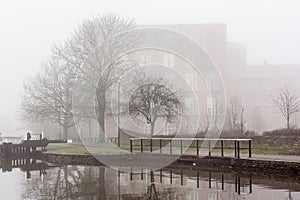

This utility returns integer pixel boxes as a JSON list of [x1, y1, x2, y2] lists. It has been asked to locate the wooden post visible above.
[[150, 139, 153, 152], [237, 141, 240, 159], [249, 179, 252, 193], [196, 140, 199, 156], [221, 140, 224, 157], [170, 140, 172, 155], [141, 139, 143, 153], [249, 140, 252, 158], [130, 140, 133, 153]]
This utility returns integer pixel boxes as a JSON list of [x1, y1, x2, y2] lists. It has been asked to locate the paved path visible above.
[[47, 143, 300, 163]]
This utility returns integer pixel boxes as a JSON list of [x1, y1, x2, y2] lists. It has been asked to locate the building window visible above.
[[185, 120, 198, 134], [185, 73, 197, 91], [165, 124, 176, 135], [164, 53, 174, 67], [139, 55, 152, 65], [185, 97, 198, 115], [120, 118, 129, 130], [207, 73, 218, 91]]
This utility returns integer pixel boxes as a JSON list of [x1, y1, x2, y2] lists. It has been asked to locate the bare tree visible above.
[[55, 14, 139, 139], [21, 56, 76, 139], [128, 74, 181, 136], [225, 97, 246, 134], [272, 84, 299, 129]]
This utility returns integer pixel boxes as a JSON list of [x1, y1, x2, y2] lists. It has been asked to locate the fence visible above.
[[129, 138, 252, 158]]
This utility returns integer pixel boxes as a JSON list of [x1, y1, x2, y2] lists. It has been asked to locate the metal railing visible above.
[[129, 138, 252, 158]]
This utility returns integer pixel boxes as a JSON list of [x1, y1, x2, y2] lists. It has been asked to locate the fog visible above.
[[0, 0, 300, 135]]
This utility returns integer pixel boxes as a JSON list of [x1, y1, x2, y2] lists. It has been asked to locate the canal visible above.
[[0, 158, 299, 199]]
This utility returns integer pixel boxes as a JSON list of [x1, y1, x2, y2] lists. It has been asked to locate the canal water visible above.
[[0, 159, 299, 200]]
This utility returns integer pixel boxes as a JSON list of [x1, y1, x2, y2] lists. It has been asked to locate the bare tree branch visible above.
[[272, 84, 299, 129]]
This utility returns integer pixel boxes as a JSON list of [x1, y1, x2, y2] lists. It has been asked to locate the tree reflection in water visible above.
[[16, 163, 300, 200]]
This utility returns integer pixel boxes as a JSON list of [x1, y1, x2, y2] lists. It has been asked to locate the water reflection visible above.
[[0, 159, 299, 200]]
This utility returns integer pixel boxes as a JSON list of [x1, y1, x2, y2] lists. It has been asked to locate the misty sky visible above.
[[0, 0, 299, 135]]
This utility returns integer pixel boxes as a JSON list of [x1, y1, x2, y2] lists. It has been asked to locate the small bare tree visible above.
[[128, 74, 181, 136], [225, 97, 246, 134], [272, 84, 299, 129]]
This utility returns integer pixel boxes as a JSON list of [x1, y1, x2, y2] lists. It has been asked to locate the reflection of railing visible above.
[[0, 157, 51, 180], [130, 138, 252, 158], [128, 168, 252, 196]]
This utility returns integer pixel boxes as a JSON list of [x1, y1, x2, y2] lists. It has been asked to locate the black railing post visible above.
[[249, 179, 252, 193], [150, 139, 153, 152], [249, 140, 252, 158], [208, 140, 211, 156], [160, 169, 162, 183], [170, 140, 172, 155], [141, 139, 143, 153], [235, 176, 237, 192], [237, 141, 240, 159], [141, 167, 143, 180], [221, 140, 224, 157], [180, 170, 183, 186], [197, 172, 199, 188], [130, 140, 133, 153], [208, 172, 211, 188], [222, 174, 224, 190], [196, 140, 199, 156], [180, 140, 183, 155], [238, 177, 241, 194], [234, 140, 237, 157]]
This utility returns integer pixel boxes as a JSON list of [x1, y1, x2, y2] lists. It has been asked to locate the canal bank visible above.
[[40, 152, 300, 180]]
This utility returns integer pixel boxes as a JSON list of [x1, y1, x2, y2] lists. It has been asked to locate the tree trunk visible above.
[[150, 119, 156, 136], [287, 116, 290, 129], [63, 125, 68, 140], [64, 165, 69, 198], [98, 109, 106, 142], [88, 119, 92, 139], [98, 167, 106, 199]]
